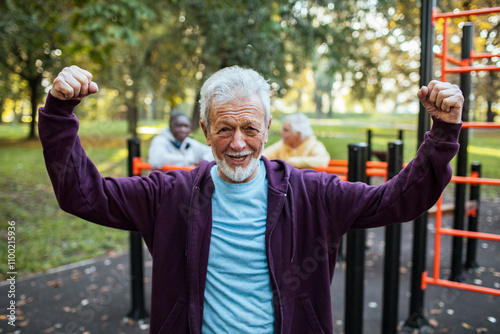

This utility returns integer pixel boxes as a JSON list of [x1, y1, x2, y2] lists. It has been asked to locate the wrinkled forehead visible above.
[[209, 94, 267, 124]]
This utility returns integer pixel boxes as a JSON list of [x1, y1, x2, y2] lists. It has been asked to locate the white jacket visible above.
[[148, 127, 213, 168]]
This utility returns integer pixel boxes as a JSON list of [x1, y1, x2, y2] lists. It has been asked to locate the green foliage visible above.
[[0, 0, 499, 135], [0, 0, 68, 137]]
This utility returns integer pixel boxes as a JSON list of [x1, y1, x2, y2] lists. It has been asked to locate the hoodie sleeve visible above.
[[325, 118, 461, 234], [38, 93, 165, 239]]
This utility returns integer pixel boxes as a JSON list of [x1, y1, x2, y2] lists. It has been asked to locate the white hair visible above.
[[285, 113, 314, 139], [199, 66, 271, 128]]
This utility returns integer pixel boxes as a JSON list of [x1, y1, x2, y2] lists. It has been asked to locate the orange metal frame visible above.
[[432, 7, 500, 82], [461, 122, 500, 129], [422, 119, 500, 296], [132, 157, 195, 175], [422, 178, 500, 297]]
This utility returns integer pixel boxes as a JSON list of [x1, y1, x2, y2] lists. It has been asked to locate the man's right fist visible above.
[[51, 66, 99, 100]]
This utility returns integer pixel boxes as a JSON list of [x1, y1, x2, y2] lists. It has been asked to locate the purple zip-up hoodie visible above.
[[39, 93, 460, 334]]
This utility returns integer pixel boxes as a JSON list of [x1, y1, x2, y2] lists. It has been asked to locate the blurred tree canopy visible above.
[[0, 0, 67, 138], [0, 0, 498, 137]]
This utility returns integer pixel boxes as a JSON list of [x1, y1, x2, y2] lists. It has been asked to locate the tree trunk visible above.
[[28, 77, 42, 140], [0, 99, 4, 123], [486, 100, 494, 123], [486, 72, 496, 123], [327, 96, 333, 118], [191, 89, 201, 131], [128, 89, 139, 137], [315, 92, 323, 118], [128, 105, 138, 137]]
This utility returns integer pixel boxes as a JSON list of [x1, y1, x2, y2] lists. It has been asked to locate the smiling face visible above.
[[201, 94, 271, 183], [170, 115, 191, 142]]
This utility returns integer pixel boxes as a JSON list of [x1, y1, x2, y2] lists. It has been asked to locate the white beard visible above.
[[214, 153, 261, 183]]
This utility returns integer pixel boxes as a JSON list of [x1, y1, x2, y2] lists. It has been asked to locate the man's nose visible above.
[[231, 129, 246, 151]]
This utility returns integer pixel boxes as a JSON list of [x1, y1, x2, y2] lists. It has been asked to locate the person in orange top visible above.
[[263, 113, 330, 168]]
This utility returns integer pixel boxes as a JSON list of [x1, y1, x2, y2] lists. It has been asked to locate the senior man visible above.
[[148, 111, 213, 168], [39, 65, 463, 334], [263, 113, 330, 168]]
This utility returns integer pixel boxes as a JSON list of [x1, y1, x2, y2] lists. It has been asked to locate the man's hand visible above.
[[51, 66, 99, 100], [417, 80, 464, 124]]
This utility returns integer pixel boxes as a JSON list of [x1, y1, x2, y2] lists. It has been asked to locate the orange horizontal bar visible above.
[[366, 169, 387, 177], [367, 161, 388, 169], [439, 228, 500, 242], [461, 122, 500, 129], [132, 157, 195, 175], [159, 164, 196, 172], [434, 7, 500, 19], [445, 65, 500, 73], [329, 159, 348, 167], [434, 53, 467, 66], [314, 166, 347, 174], [423, 274, 500, 296], [471, 52, 499, 59], [451, 176, 500, 186]]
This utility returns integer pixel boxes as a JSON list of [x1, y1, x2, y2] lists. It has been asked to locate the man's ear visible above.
[[200, 121, 211, 146]]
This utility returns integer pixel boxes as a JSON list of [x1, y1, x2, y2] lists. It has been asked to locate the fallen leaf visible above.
[[462, 322, 472, 329], [18, 320, 29, 327], [429, 318, 439, 327], [46, 278, 63, 288]]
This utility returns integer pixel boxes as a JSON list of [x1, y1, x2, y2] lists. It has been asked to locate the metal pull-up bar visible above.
[[432, 7, 500, 82]]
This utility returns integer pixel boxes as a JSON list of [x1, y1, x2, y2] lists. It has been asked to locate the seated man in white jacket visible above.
[[148, 111, 213, 168]]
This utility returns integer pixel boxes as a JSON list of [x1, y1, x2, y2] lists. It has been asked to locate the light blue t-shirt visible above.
[[202, 160, 274, 333]]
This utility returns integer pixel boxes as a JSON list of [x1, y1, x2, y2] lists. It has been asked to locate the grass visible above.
[[0, 113, 499, 278]]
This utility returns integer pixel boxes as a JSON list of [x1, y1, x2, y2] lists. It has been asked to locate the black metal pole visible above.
[[344, 143, 368, 334], [404, 0, 435, 329], [366, 129, 373, 185], [382, 141, 403, 334], [127, 138, 149, 321], [398, 129, 404, 141], [449, 22, 473, 282], [367, 129, 373, 161], [465, 162, 481, 271]]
